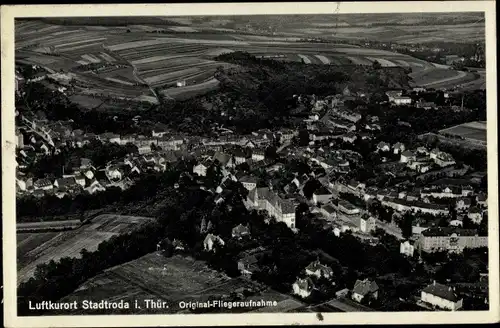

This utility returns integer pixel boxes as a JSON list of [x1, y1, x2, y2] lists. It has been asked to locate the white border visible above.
[[2, 2, 498, 327]]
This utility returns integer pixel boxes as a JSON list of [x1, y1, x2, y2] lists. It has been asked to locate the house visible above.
[[391, 96, 412, 105], [352, 279, 379, 303], [312, 186, 332, 205], [53, 177, 78, 190], [238, 254, 259, 277], [476, 194, 487, 207], [33, 178, 53, 191], [193, 162, 208, 177], [338, 200, 360, 215], [377, 141, 390, 152], [449, 219, 463, 227], [320, 204, 338, 220], [467, 207, 483, 224], [342, 133, 357, 144], [400, 150, 416, 163], [251, 149, 265, 162], [305, 260, 334, 279], [416, 146, 429, 155], [385, 90, 403, 100], [203, 233, 225, 252], [359, 215, 376, 233], [232, 224, 251, 239], [400, 240, 415, 257], [292, 277, 314, 298], [79, 158, 93, 171], [232, 149, 248, 165], [393, 142, 406, 154], [84, 179, 106, 194], [420, 281, 463, 311], [417, 101, 436, 110], [455, 198, 472, 211], [239, 176, 257, 191], [434, 152, 456, 167]]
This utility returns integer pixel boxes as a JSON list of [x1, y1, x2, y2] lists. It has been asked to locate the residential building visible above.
[[400, 150, 416, 163], [239, 176, 257, 191], [251, 149, 265, 162], [434, 152, 456, 167], [416, 227, 488, 253], [292, 277, 314, 298], [393, 142, 406, 154], [352, 279, 379, 303], [342, 133, 357, 144], [420, 281, 463, 311], [338, 200, 360, 215], [455, 198, 472, 211], [53, 177, 78, 190], [245, 187, 296, 229], [33, 178, 53, 191], [305, 260, 334, 279], [203, 233, 225, 252], [193, 163, 208, 177], [390, 96, 412, 105], [359, 215, 376, 233], [238, 255, 259, 277], [85, 179, 106, 194], [312, 186, 332, 205], [232, 224, 251, 239], [467, 207, 483, 224], [320, 204, 338, 220], [377, 141, 390, 152], [400, 240, 415, 257]]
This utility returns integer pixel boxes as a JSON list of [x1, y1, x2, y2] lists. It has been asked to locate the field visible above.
[[16, 17, 483, 104], [439, 121, 487, 143], [57, 253, 303, 314], [17, 214, 154, 285], [17, 219, 82, 232]]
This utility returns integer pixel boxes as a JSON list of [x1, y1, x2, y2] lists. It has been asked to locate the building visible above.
[[352, 279, 379, 303], [400, 150, 416, 163], [16, 129, 24, 148], [232, 224, 251, 239], [305, 260, 334, 279], [393, 96, 412, 105], [416, 227, 488, 253], [393, 142, 406, 154], [239, 176, 257, 191], [203, 233, 225, 252], [238, 255, 259, 277], [467, 207, 483, 224], [251, 149, 265, 162], [33, 178, 53, 191], [53, 177, 78, 190], [400, 240, 415, 257], [338, 200, 360, 215], [420, 281, 463, 311], [312, 186, 332, 205], [193, 163, 208, 177], [320, 204, 338, 220], [359, 215, 376, 233], [245, 187, 296, 229], [434, 152, 456, 167], [292, 277, 314, 298], [377, 141, 390, 152], [455, 198, 472, 211]]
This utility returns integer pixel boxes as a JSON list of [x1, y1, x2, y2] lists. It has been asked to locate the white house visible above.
[[352, 279, 379, 303], [193, 163, 208, 177], [85, 179, 106, 194], [203, 233, 225, 252], [292, 277, 314, 298], [400, 150, 416, 163], [251, 149, 265, 162], [467, 207, 483, 224], [400, 240, 415, 257], [359, 215, 376, 233], [33, 178, 53, 191], [377, 141, 390, 152], [338, 200, 360, 215], [393, 142, 406, 155], [420, 281, 463, 311], [305, 260, 334, 279], [391, 96, 412, 105]]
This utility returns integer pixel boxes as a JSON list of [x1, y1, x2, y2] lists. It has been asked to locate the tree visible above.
[[372, 60, 382, 70], [399, 212, 414, 239]]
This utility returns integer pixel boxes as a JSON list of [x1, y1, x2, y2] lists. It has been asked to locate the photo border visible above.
[[2, 1, 498, 327]]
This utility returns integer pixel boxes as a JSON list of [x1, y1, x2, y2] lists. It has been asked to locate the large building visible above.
[[416, 227, 488, 253], [245, 187, 296, 229], [420, 281, 463, 311]]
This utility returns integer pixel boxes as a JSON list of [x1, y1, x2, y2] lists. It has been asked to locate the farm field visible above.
[[17, 219, 82, 232], [439, 121, 487, 143], [57, 253, 302, 314], [17, 214, 154, 285], [16, 18, 478, 103]]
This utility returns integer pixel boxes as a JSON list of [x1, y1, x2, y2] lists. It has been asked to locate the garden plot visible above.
[[314, 54, 331, 64], [366, 57, 397, 67]]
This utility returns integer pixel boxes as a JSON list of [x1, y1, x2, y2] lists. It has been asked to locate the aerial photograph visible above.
[[14, 12, 488, 315]]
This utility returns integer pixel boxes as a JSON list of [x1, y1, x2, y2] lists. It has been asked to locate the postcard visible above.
[[2, 1, 498, 327]]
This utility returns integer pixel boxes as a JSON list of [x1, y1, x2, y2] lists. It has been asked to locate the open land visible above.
[[439, 121, 487, 143], [17, 214, 154, 285], [57, 253, 304, 314], [16, 17, 483, 105]]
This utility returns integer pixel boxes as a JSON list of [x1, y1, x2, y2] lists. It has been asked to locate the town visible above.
[[14, 13, 489, 316]]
